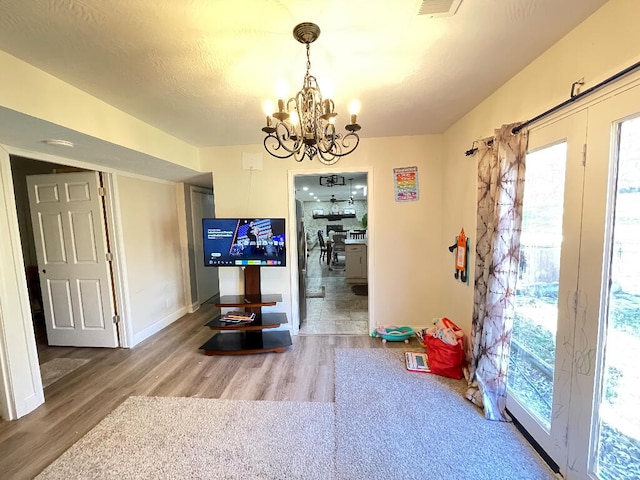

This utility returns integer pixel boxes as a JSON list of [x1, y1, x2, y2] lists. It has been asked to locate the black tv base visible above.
[[199, 267, 291, 355]]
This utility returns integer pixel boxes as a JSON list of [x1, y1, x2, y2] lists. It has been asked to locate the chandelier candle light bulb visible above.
[[262, 100, 275, 132], [349, 100, 360, 126], [260, 22, 362, 165]]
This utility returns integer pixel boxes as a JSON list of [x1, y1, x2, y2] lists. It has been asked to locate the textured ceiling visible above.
[[0, 0, 608, 150]]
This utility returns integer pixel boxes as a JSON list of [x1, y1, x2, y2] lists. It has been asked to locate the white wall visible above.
[[440, 0, 640, 333], [116, 174, 187, 345], [200, 134, 445, 329]]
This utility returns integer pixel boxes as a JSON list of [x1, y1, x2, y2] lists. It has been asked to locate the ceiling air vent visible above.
[[418, 0, 463, 17]]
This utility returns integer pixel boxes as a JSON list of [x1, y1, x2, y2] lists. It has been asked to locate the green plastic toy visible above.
[[371, 325, 415, 344]]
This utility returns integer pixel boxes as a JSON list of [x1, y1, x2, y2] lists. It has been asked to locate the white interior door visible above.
[[27, 171, 118, 347]]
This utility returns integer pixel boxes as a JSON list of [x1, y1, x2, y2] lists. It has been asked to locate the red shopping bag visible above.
[[423, 318, 465, 379]]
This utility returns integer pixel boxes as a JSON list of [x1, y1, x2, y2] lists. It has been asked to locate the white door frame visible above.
[[287, 166, 374, 335], [101, 172, 133, 348], [0, 145, 131, 419]]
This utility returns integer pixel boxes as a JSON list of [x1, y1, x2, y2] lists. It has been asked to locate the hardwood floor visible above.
[[0, 305, 412, 479]]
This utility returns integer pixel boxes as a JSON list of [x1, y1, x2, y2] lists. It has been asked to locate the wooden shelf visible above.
[[200, 331, 292, 355], [312, 213, 356, 220], [201, 267, 290, 355], [215, 294, 282, 308], [205, 312, 287, 331]]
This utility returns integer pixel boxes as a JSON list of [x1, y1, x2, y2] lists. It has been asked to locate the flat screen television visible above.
[[202, 218, 286, 267]]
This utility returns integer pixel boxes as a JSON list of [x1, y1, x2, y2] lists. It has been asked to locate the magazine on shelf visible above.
[[221, 311, 256, 323], [405, 351, 431, 373]]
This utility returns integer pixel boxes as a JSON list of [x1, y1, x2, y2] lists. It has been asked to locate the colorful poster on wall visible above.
[[393, 166, 419, 202]]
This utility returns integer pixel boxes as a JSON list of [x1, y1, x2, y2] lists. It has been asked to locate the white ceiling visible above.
[[0, 0, 608, 161]]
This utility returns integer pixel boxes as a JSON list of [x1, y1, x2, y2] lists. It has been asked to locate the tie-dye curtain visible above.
[[465, 124, 528, 422]]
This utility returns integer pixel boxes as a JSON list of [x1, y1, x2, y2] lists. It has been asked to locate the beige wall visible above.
[[0, 50, 199, 171], [440, 0, 640, 333], [116, 175, 187, 344], [201, 134, 445, 328]]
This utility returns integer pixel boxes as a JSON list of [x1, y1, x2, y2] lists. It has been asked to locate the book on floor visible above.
[[405, 351, 431, 373]]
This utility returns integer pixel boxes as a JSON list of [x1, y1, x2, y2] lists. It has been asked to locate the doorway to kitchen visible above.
[[293, 171, 369, 335]]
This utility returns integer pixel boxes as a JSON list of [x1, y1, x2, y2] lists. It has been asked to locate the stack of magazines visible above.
[[221, 311, 256, 324]]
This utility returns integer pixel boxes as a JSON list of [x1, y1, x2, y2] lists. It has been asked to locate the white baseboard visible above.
[[131, 307, 188, 347], [187, 301, 200, 314]]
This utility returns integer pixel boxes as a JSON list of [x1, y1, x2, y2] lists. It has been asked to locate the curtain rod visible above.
[[512, 59, 640, 134], [465, 59, 640, 156], [464, 139, 493, 156]]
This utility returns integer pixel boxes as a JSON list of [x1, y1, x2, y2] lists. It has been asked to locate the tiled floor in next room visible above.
[[299, 246, 369, 335]]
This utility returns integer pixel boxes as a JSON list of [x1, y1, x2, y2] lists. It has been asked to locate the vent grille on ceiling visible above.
[[418, 0, 463, 17]]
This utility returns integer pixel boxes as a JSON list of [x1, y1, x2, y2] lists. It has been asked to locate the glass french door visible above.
[[506, 111, 588, 473], [507, 82, 640, 480], [570, 84, 640, 480], [592, 111, 640, 480]]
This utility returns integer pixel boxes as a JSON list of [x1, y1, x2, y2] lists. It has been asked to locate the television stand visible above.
[[199, 266, 292, 355]]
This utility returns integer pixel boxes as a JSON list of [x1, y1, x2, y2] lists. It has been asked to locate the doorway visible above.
[[9, 156, 120, 352], [293, 171, 369, 335]]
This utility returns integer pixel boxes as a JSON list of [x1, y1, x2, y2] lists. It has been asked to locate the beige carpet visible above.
[[37, 351, 556, 479], [40, 358, 90, 388], [37, 396, 335, 479]]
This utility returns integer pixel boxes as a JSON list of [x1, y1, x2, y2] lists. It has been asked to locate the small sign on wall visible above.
[[393, 166, 419, 202]]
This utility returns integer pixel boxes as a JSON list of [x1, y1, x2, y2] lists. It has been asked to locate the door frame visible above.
[[287, 166, 374, 335], [188, 184, 218, 307], [0, 145, 131, 419]]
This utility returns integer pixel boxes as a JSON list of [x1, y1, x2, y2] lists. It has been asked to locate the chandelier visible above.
[[261, 23, 361, 166]]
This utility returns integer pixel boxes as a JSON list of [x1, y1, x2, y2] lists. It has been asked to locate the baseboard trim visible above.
[[131, 307, 188, 347], [187, 301, 200, 314]]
